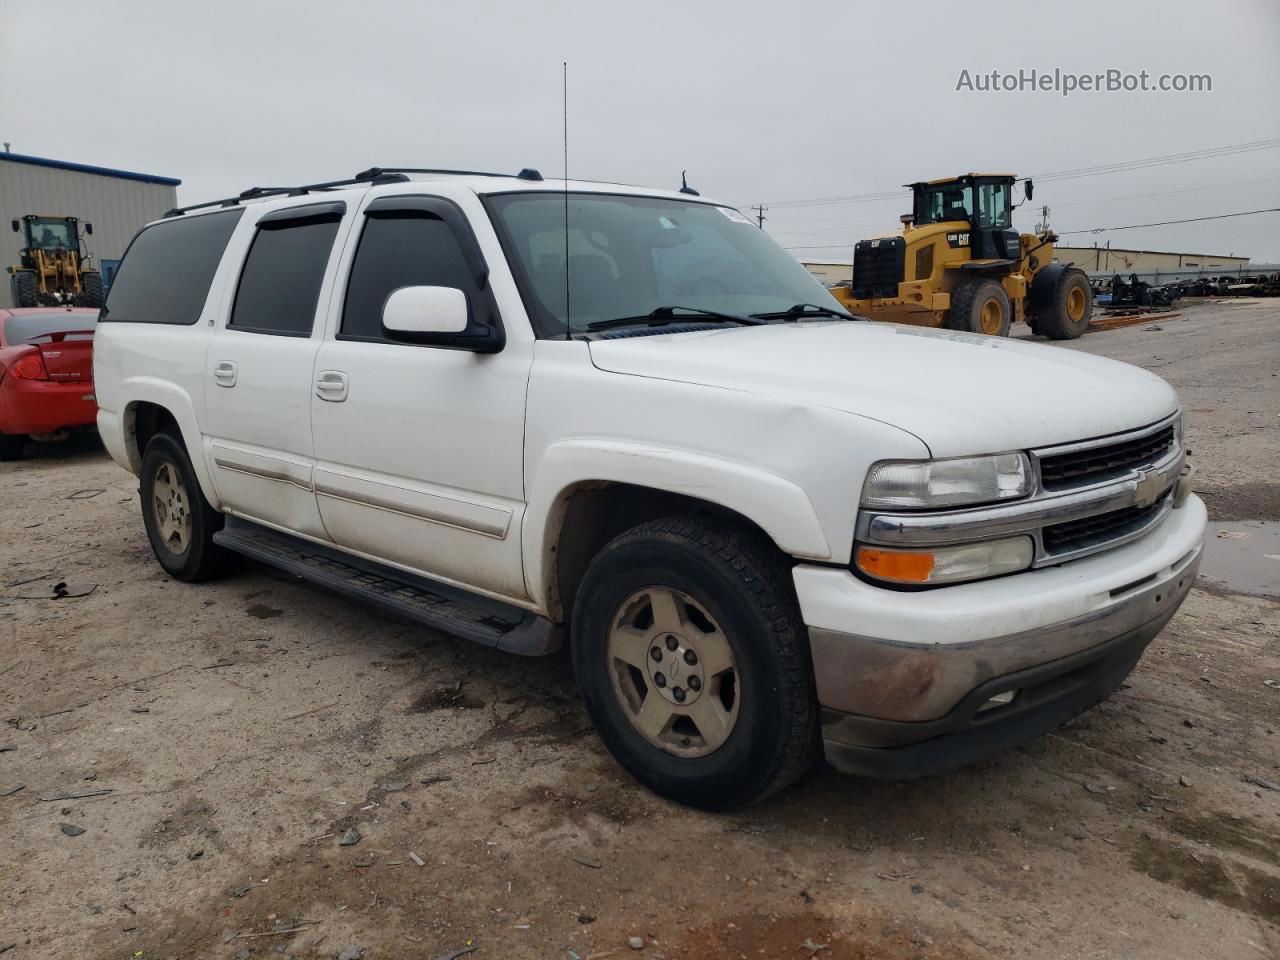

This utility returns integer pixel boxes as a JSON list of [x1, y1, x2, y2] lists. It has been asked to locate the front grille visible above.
[[1042, 491, 1171, 555], [852, 237, 905, 299], [1039, 424, 1176, 491]]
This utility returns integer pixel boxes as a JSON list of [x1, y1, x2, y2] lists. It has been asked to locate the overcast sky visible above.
[[3, 0, 1278, 261]]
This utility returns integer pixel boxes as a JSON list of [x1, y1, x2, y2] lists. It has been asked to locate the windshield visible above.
[[915, 183, 973, 226], [914, 180, 1012, 229], [28, 218, 77, 251], [4, 312, 96, 345], [486, 192, 844, 336]]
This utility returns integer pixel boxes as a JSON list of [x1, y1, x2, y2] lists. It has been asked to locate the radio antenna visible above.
[[562, 61, 571, 340]]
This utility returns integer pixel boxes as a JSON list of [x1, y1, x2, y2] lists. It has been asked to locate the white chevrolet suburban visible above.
[[93, 167, 1206, 809]]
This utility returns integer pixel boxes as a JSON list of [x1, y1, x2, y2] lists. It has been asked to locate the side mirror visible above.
[[84, 222, 94, 235], [382, 285, 469, 338], [1025, 179, 1034, 201], [10, 220, 17, 232]]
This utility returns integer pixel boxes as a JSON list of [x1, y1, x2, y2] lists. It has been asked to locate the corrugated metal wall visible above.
[[0, 159, 177, 308]]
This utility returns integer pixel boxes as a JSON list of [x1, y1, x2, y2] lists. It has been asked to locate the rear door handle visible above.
[[213, 360, 237, 387], [315, 370, 349, 402]]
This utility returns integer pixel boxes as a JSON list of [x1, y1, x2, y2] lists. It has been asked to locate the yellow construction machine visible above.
[[829, 174, 1092, 339], [7, 214, 103, 308]]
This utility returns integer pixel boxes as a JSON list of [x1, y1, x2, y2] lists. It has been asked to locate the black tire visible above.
[[1029, 266, 1092, 340], [946, 279, 1011, 336], [571, 514, 819, 810], [11, 270, 38, 308], [80, 271, 104, 308], [0, 433, 25, 461], [139, 432, 234, 582]]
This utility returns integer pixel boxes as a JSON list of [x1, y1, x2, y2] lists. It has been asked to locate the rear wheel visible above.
[[11, 270, 38, 308], [1030, 266, 1092, 340], [140, 432, 234, 581], [571, 514, 819, 810], [0, 433, 25, 461], [80, 271, 104, 308], [947, 279, 1011, 336]]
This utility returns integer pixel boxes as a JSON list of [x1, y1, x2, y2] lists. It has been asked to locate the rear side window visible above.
[[341, 214, 480, 342], [101, 209, 242, 324], [230, 206, 343, 337]]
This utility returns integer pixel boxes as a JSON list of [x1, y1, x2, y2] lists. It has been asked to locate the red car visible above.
[[0, 307, 99, 460]]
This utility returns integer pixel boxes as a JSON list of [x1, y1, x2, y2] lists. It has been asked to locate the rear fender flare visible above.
[[121, 379, 220, 507]]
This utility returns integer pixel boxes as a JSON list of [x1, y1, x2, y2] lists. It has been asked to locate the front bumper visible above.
[[795, 494, 1206, 777]]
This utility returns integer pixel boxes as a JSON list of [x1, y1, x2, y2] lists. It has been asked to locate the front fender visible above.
[[523, 438, 832, 610]]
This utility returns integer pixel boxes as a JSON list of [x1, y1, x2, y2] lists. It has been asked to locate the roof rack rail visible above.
[[162, 170, 411, 218], [358, 166, 544, 182]]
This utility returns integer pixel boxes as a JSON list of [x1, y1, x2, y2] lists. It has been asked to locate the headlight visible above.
[[855, 536, 1034, 585], [861, 453, 1032, 509]]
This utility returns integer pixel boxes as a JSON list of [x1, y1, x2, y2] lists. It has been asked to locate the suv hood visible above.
[[587, 322, 1179, 457]]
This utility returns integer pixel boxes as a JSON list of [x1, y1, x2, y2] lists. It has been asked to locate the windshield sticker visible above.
[[717, 207, 755, 225], [658, 216, 678, 230]]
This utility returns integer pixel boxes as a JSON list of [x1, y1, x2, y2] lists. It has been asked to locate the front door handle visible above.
[[213, 360, 237, 387], [315, 370, 349, 402]]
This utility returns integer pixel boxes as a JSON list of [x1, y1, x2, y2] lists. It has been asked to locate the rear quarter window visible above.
[[101, 209, 243, 324]]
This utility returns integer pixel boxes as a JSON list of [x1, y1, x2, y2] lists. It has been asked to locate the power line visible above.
[[755, 138, 1280, 210], [1056, 207, 1280, 236], [1032, 139, 1280, 184], [783, 207, 1280, 250]]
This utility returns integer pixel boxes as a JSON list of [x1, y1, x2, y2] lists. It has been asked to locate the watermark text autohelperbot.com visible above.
[[956, 68, 1211, 97]]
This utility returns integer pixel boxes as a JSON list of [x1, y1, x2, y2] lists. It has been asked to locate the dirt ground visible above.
[[2, 299, 1278, 960]]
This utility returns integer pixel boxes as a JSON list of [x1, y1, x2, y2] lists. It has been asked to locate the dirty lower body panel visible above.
[[213, 517, 556, 655], [818, 547, 1201, 778]]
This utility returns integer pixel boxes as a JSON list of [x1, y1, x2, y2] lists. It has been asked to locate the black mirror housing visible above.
[[384, 322, 506, 354], [84, 223, 94, 235]]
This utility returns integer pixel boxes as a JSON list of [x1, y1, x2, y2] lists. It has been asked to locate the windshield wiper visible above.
[[749, 303, 860, 322], [585, 305, 765, 332]]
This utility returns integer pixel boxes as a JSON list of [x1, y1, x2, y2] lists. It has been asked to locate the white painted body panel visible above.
[[587, 321, 1180, 457], [308, 183, 534, 600]]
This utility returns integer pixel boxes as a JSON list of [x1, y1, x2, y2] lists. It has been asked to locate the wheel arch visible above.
[[121, 384, 218, 505], [524, 441, 832, 622]]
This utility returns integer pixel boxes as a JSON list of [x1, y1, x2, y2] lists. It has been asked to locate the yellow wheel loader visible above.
[[7, 215, 103, 308], [829, 174, 1092, 339]]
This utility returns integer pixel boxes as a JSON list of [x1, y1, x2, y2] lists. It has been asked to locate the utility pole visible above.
[[751, 204, 767, 229], [1035, 204, 1051, 233]]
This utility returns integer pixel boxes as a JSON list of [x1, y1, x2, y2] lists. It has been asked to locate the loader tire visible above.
[[11, 270, 38, 308], [80, 271, 104, 308], [1030, 266, 1092, 340], [946, 279, 1011, 337]]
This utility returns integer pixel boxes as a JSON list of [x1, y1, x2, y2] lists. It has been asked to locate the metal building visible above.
[[0, 151, 180, 308]]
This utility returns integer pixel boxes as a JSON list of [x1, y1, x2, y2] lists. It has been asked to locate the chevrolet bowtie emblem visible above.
[[1133, 469, 1165, 508]]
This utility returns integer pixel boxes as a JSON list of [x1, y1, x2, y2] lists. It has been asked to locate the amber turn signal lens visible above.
[[855, 546, 935, 584]]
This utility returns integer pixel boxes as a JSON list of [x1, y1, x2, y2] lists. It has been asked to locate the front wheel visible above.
[[1029, 265, 1092, 340], [571, 515, 818, 809], [139, 432, 234, 581], [947, 279, 1011, 336], [80, 271, 104, 308]]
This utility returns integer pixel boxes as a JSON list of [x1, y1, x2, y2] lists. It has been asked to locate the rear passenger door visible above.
[[310, 192, 532, 601], [203, 201, 349, 539]]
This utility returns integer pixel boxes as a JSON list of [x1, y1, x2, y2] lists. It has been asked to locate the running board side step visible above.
[[212, 517, 558, 656]]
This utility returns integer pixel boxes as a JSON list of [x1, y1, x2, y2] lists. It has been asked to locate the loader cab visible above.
[[15, 215, 83, 258], [909, 174, 1019, 262]]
